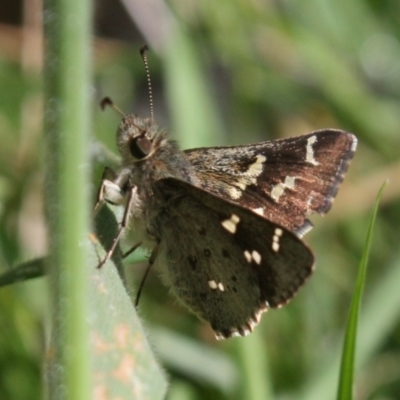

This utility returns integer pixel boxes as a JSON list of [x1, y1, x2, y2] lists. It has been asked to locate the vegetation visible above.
[[0, 1, 399, 398]]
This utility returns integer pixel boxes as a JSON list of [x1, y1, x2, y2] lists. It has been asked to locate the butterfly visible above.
[[94, 47, 357, 340]]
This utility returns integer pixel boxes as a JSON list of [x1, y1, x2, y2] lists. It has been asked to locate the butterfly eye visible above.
[[129, 136, 152, 159]]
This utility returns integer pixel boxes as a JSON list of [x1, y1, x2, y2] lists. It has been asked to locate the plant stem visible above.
[[43, 0, 92, 398]]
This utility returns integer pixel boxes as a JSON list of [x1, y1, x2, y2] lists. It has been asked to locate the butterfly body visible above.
[[97, 107, 357, 339]]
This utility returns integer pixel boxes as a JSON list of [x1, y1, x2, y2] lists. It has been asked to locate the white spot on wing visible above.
[[244, 250, 252, 263], [252, 207, 264, 216], [228, 155, 266, 200], [271, 176, 297, 202], [208, 280, 218, 289], [244, 249, 262, 264], [252, 250, 262, 265], [208, 280, 225, 292], [221, 214, 240, 233], [271, 183, 284, 202], [272, 227, 283, 252], [284, 176, 296, 189], [245, 155, 266, 176], [306, 135, 319, 165], [229, 187, 242, 200]]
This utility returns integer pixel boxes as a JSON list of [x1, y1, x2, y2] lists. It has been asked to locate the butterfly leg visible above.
[[122, 242, 142, 259], [97, 185, 137, 269], [93, 167, 119, 216], [134, 245, 158, 307]]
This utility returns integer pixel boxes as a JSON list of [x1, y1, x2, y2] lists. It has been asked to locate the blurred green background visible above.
[[1, 0, 400, 399]]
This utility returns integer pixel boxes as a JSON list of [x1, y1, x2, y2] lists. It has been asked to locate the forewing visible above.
[[154, 178, 314, 339], [184, 129, 357, 236]]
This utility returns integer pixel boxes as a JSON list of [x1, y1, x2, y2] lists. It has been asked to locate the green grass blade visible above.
[[336, 181, 388, 400], [0, 259, 45, 288], [234, 328, 272, 400], [163, 26, 224, 148]]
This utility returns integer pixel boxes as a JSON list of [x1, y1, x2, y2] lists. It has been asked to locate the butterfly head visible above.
[[116, 114, 161, 163], [100, 96, 164, 164], [100, 96, 197, 185]]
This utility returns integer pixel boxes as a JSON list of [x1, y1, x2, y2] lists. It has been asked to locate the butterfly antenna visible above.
[[100, 97, 126, 117], [140, 45, 154, 120]]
